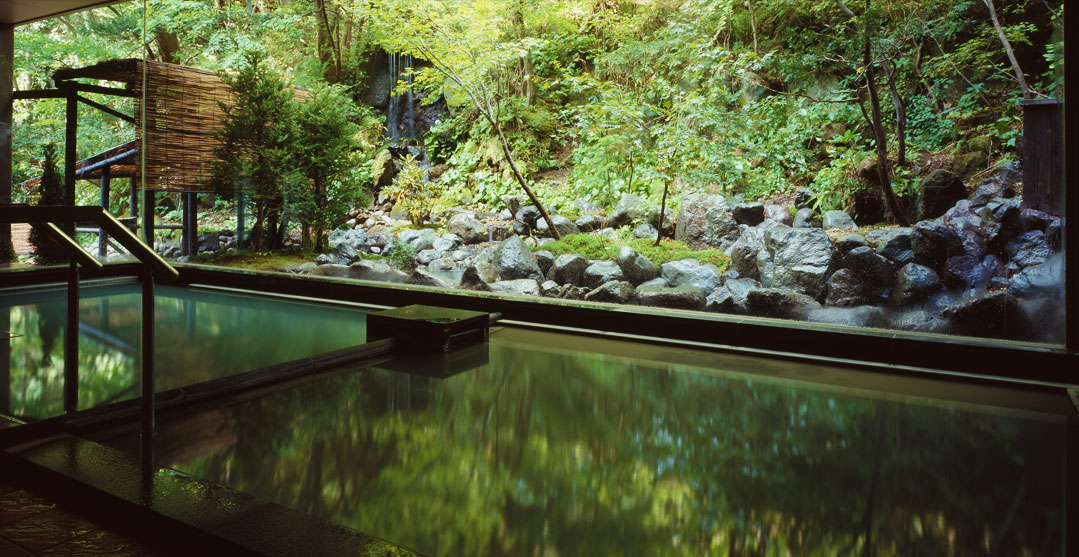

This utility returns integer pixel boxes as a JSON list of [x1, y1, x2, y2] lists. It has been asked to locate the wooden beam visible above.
[[75, 95, 135, 124], [73, 82, 137, 98], [12, 89, 66, 100]]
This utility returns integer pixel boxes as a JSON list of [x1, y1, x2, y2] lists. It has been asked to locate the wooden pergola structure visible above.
[[13, 58, 234, 257]]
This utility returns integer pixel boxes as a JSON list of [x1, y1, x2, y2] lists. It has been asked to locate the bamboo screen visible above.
[[132, 60, 233, 193]]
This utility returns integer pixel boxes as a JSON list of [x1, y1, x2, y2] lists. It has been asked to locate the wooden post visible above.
[[182, 191, 197, 256], [130, 176, 138, 218], [64, 85, 78, 233], [64, 259, 79, 413], [0, 23, 13, 261], [143, 188, 155, 247]]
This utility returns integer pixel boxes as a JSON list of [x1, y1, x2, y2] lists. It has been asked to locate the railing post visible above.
[[140, 263, 155, 463], [99, 167, 110, 258], [142, 188, 155, 247], [64, 258, 79, 413]]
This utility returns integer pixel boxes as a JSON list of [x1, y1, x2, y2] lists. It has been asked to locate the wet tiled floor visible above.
[[0, 483, 165, 556]]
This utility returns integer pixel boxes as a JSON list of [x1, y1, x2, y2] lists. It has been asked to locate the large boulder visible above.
[[575, 214, 603, 232], [617, 246, 660, 285], [942, 291, 1020, 339], [732, 202, 766, 226], [705, 278, 760, 314], [635, 285, 707, 311], [917, 169, 967, 220], [844, 245, 895, 285], [493, 235, 543, 281], [328, 227, 368, 250], [794, 188, 817, 209], [583, 260, 625, 289], [982, 197, 1024, 253], [446, 212, 488, 244], [348, 260, 410, 283], [745, 288, 821, 320], [331, 242, 360, 265], [489, 279, 542, 297], [535, 214, 582, 238], [406, 269, 447, 288], [942, 254, 1000, 290], [458, 265, 492, 291], [399, 228, 440, 251], [1009, 253, 1063, 299], [763, 204, 793, 226], [792, 208, 821, 228], [584, 280, 635, 304], [910, 221, 964, 271], [609, 194, 657, 229], [807, 306, 888, 329], [942, 200, 986, 257], [834, 233, 868, 258], [822, 210, 856, 231], [891, 263, 941, 306], [513, 206, 541, 236], [1004, 230, 1050, 269], [675, 193, 740, 250], [533, 250, 555, 276], [728, 237, 763, 281], [825, 269, 869, 307], [867, 228, 913, 265], [756, 227, 835, 300], [547, 253, 589, 286], [309, 263, 351, 278], [661, 258, 721, 292]]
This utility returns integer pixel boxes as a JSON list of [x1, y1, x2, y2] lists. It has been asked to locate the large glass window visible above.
[[3, 0, 1069, 349]]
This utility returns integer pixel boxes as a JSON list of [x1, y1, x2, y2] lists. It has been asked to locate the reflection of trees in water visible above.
[[167, 343, 1063, 556], [34, 302, 62, 366]]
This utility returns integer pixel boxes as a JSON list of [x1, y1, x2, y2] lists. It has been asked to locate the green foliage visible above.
[[209, 50, 302, 251], [382, 154, 439, 226], [28, 144, 69, 264], [291, 82, 367, 251], [538, 233, 729, 272], [386, 241, 418, 270]]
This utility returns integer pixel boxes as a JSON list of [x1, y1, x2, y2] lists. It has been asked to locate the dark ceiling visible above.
[[1, 0, 128, 26]]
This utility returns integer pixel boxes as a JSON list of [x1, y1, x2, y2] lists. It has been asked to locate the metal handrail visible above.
[[0, 203, 174, 462]]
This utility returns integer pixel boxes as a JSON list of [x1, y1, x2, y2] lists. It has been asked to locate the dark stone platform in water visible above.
[[367, 304, 490, 352]]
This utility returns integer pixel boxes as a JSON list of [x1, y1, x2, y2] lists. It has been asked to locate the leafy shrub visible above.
[[386, 242, 417, 270], [382, 154, 438, 225]]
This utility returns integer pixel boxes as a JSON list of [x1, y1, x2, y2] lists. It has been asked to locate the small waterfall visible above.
[[386, 52, 415, 143]]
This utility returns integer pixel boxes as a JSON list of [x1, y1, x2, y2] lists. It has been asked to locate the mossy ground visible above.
[[537, 233, 729, 273], [191, 249, 320, 272]]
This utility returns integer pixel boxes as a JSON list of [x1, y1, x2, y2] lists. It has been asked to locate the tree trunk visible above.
[[862, 1, 909, 226], [511, 4, 537, 105], [746, 0, 759, 55], [884, 60, 907, 167], [155, 29, 180, 64], [983, 0, 1031, 99], [653, 180, 669, 246], [488, 115, 561, 239]]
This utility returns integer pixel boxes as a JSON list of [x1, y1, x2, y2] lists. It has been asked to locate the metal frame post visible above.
[[99, 167, 110, 258], [64, 259, 79, 413], [140, 264, 155, 463]]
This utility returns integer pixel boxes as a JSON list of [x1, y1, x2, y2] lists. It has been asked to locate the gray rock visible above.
[[348, 260, 410, 283], [315, 253, 337, 266], [540, 280, 562, 297], [728, 235, 763, 282], [533, 250, 555, 277], [911, 221, 964, 271], [513, 206, 541, 235], [407, 269, 446, 287], [583, 260, 625, 289], [639, 277, 669, 288], [890, 309, 949, 333], [432, 235, 460, 252], [548, 254, 589, 286], [446, 213, 487, 244], [732, 202, 766, 226], [502, 195, 524, 216], [493, 235, 543, 281], [942, 254, 1000, 290], [834, 233, 868, 258], [451, 249, 470, 262], [310, 263, 350, 278], [328, 227, 368, 249], [745, 288, 821, 320], [197, 232, 220, 253], [632, 223, 658, 240], [705, 278, 760, 314], [332, 242, 361, 264], [891, 263, 942, 305], [942, 200, 986, 257], [489, 279, 541, 297], [617, 246, 660, 285], [661, 258, 721, 292], [844, 246, 895, 286], [674, 193, 739, 250], [559, 285, 590, 300], [416, 249, 441, 265], [794, 188, 817, 209], [917, 169, 967, 220], [1004, 230, 1050, 269], [635, 285, 707, 310], [595, 227, 618, 239], [609, 194, 657, 229], [826, 269, 883, 307], [399, 228, 440, 251], [793, 207, 821, 228], [1009, 254, 1063, 299], [942, 291, 1020, 339], [474, 261, 500, 283], [982, 197, 1024, 253], [584, 280, 636, 304], [822, 210, 856, 230], [807, 306, 888, 328], [535, 214, 582, 238], [459, 265, 492, 291], [756, 227, 834, 300], [868, 228, 914, 265], [575, 214, 603, 232], [428, 257, 456, 272], [763, 204, 793, 226]]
